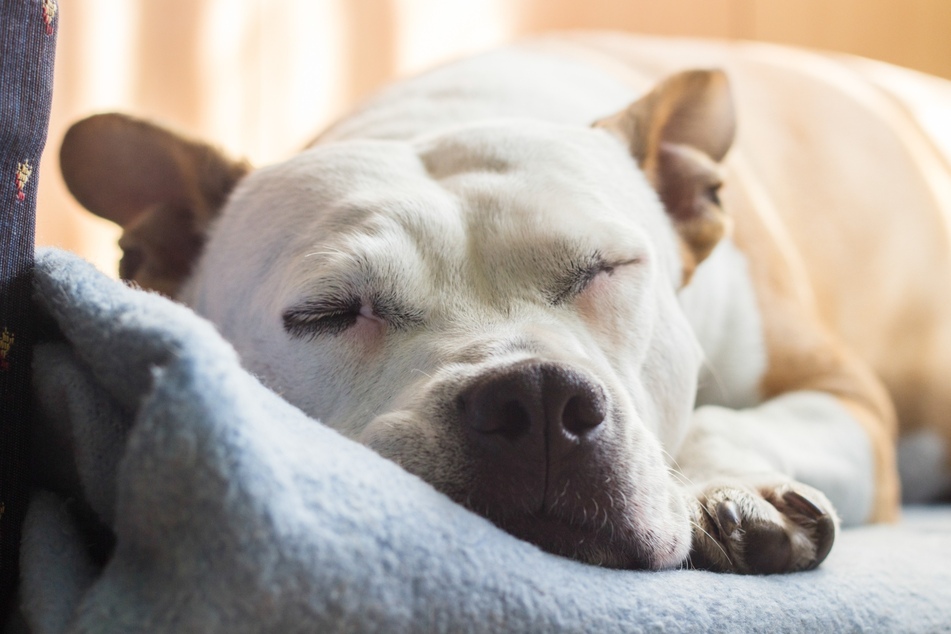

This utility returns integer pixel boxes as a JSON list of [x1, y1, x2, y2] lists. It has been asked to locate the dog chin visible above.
[[484, 507, 691, 570]]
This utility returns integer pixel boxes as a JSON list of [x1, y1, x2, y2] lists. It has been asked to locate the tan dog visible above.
[[59, 34, 951, 574]]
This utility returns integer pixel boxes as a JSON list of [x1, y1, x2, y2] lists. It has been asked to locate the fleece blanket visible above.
[[17, 248, 951, 633]]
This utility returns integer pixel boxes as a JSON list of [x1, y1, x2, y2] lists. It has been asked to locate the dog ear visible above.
[[60, 113, 250, 296], [595, 69, 735, 281]]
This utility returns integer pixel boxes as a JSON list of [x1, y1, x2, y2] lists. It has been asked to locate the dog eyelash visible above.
[[548, 256, 638, 305], [550, 265, 600, 305], [282, 295, 425, 340], [283, 298, 362, 339]]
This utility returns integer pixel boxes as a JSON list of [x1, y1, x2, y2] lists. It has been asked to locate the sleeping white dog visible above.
[[60, 34, 951, 574]]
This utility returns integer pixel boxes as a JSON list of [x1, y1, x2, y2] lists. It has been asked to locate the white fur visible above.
[[679, 239, 767, 410], [679, 391, 874, 526]]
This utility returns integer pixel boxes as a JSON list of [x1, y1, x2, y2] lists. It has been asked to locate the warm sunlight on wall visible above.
[[37, 0, 951, 277]]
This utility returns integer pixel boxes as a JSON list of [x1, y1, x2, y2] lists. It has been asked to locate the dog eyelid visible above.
[[282, 294, 424, 340], [282, 298, 361, 339], [601, 257, 641, 275], [549, 255, 641, 305]]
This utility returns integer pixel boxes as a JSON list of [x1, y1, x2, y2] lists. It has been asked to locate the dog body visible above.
[[61, 34, 951, 573]]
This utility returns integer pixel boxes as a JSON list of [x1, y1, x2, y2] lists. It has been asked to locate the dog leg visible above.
[[675, 390, 888, 573], [678, 391, 875, 573]]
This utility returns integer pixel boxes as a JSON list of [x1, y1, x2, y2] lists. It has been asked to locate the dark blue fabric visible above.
[[0, 0, 58, 616]]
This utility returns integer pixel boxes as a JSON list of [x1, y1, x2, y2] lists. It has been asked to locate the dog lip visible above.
[[488, 507, 660, 569], [467, 451, 687, 568]]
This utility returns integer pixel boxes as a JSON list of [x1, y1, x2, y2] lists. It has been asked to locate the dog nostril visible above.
[[460, 362, 607, 447], [462, 388, 534, 439], [496, 400, 532, 439], [561, 391, 606, 435]]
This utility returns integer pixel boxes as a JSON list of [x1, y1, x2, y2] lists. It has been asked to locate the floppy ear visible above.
[[595, 69, 735, 282], [60, 113, 250, 297]]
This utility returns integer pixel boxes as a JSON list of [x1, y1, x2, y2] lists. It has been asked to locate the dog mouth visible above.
[[490, 510, 650, 568], [365, 408, 691, 570], [460, 452, 690, 570]]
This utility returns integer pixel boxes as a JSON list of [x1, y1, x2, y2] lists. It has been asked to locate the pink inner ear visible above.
[[656, 142, 722, 221]]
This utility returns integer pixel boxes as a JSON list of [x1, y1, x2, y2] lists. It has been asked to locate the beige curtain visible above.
[[38, 0, 951, 275]]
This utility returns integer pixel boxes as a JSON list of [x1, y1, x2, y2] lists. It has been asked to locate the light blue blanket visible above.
[[19, 248, 951, 633]]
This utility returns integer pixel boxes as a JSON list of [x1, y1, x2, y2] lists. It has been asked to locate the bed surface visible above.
[[16, 249, 951, 633]]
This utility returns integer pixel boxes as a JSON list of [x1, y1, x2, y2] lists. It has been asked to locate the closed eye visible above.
[[549, 254, 641, 305], [283, 293, 424, 340], [283, 297, 362, 339]]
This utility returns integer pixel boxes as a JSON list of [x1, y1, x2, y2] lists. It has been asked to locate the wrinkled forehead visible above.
[[218, 121, 681, 293], [414, 123, 679, 268]]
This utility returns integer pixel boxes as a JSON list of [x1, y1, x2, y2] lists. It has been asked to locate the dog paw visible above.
[[688, 482, 837, 574]]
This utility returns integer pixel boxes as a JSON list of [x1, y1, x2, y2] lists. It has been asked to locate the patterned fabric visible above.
[[0, 0, 58, 613]]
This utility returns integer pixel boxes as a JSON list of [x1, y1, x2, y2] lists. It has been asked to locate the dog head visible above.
[[62, 69, 734, 569]]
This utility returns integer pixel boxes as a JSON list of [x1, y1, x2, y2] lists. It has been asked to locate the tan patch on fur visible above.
[[726, 152, 900, 522]]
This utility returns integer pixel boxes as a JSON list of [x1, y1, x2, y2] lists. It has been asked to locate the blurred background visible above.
[[38, 0, 951, 275]]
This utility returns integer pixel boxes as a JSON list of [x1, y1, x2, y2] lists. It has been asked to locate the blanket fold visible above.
[[20, 248, 951, 633]]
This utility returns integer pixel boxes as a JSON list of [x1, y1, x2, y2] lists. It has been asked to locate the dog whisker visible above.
[[659, 448, 699, 491], [668, 469, 695, 489], [303, 245, 352, 260], [303, 249, 342, 259], [690, 519, 732, 567]]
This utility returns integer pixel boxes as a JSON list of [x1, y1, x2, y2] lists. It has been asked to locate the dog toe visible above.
[[778, 488, 836, 569]]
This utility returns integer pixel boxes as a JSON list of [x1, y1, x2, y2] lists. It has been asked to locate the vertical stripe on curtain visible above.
[[0, 0, 58, 614]]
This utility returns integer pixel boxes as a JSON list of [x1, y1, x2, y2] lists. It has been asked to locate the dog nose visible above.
[[459, 361, 607, 460]]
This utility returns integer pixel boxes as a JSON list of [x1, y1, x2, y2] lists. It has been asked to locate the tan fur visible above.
[[543, 33, 951, 515], [724, 153, 901, 521]]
